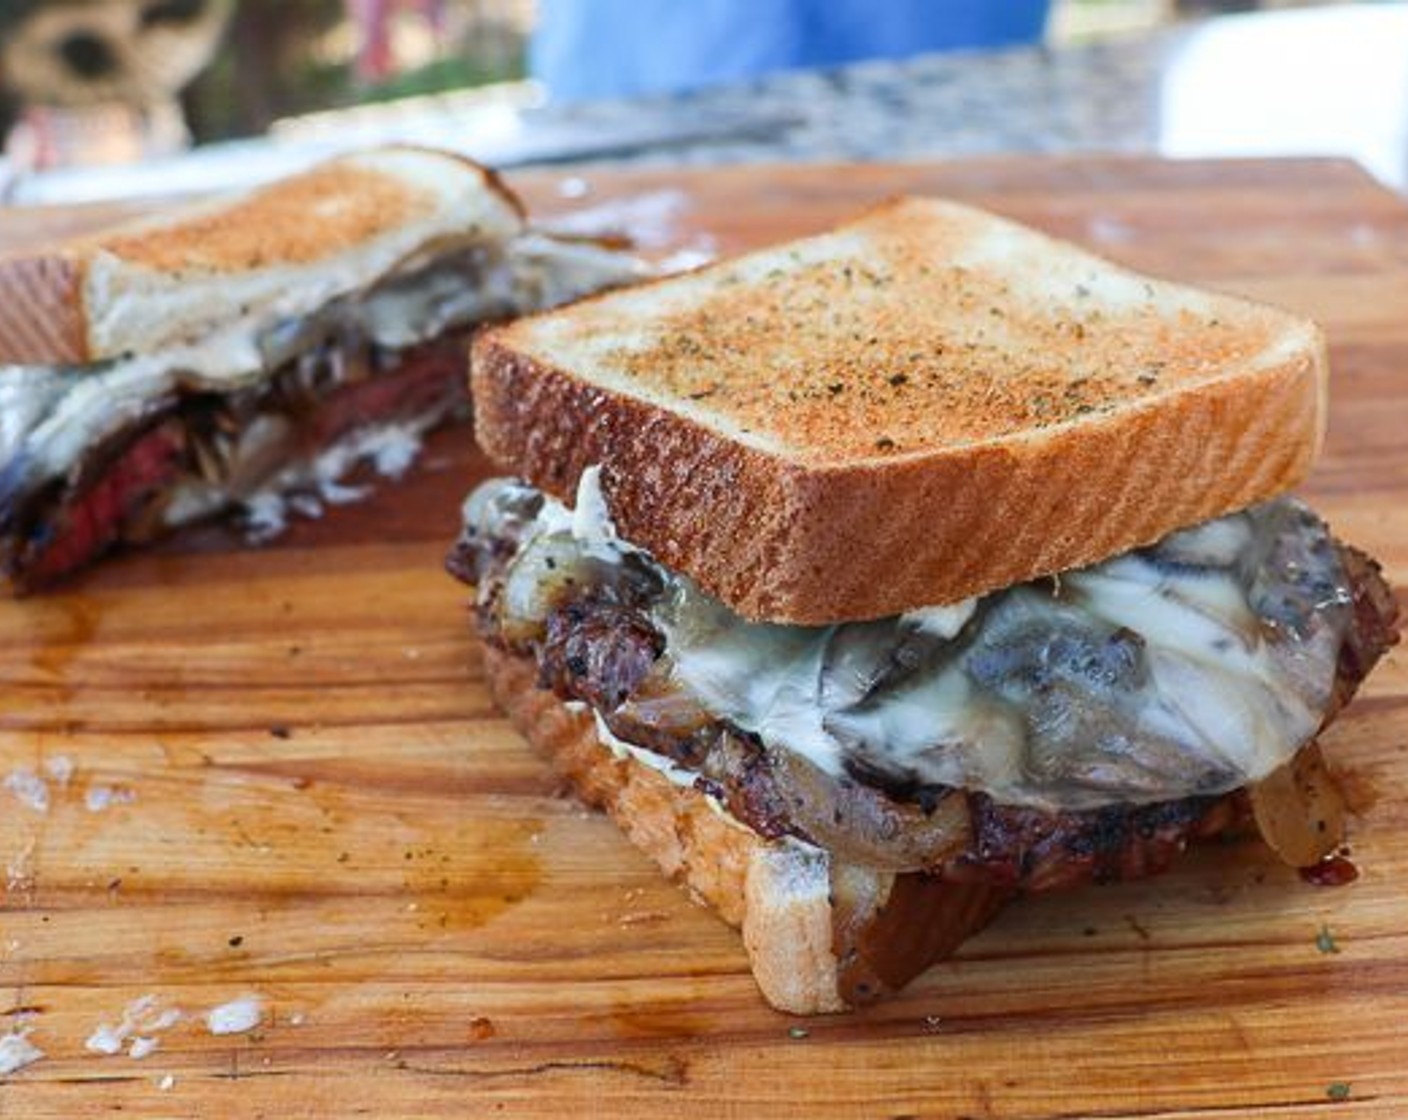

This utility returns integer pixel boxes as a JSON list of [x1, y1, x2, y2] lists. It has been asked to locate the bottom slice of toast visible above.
[[483, 644, 1011, 1014]]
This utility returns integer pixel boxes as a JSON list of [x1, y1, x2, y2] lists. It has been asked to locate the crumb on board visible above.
[[0, 1030, 43, 1077], [128, 1037, 159, 1060], [86, 997, 181, 1058], [85, 785, 137, 812], [44, 755, 75, 787], [206, 995, 264, 1036], [4, 769, 49, 813]]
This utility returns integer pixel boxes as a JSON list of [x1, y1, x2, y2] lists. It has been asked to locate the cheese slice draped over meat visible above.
[[468, 469, 1354, 812]]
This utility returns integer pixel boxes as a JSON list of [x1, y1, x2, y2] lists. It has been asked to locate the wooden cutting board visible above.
[[0, 157, 1405, 1119]]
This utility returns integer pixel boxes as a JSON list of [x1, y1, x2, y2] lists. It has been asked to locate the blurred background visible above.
[[0, 0, 1402, 199]]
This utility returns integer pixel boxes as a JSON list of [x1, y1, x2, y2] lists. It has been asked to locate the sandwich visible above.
[[445, 197, 1399, 1013], [0, 145, 643, 591]]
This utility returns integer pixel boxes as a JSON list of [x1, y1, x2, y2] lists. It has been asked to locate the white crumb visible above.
[[6, 839, 36, 893], [158, 1073, 176, 1091], [287, 1012, 305, 1027], [206, 995, 262, 1036], [85, 1024, 125, 1056], [0, 1030, 44, 1076], [4, 769, 49, 813], [44, 755, 75, 787], [84, 784, 136, 812], [127, 1037, 159, 1060], [87, 996, 180, 1058]]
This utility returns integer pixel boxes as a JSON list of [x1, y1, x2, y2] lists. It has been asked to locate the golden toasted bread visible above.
[[473, 197, 1326, 623], [483, 645, 1010, 1014], [0, 146, 525, 365]]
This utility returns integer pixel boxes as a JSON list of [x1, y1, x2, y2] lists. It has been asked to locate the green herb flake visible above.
[[1326, 1082, 1351, 1102], [788, 1026, 809, 1040], [1316, 924, 1341, 954]]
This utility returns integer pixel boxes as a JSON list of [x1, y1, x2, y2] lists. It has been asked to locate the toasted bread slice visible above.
[[0, 146, 525, 366], [483, 645, 1012, 1014], [473, 197, 1326, 623]]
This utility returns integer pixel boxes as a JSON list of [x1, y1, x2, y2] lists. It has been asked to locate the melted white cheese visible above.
[[484, 473, 1348, 811], [165, 407, 450, 537], [572, 702, 768, 836], [577, 703, 698, 789]]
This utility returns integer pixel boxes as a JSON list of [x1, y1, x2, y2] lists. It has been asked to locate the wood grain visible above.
[[0, 157, 1405, 1118]]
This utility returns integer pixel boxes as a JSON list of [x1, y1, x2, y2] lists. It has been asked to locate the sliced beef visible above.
[[17, 419, 187, 587], [306, 335, 466, 450], [538, 598, 664, 712], [947, 792, 1239, 891], [4, 333, 469, 592]]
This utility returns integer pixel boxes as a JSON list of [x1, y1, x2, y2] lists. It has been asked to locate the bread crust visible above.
[[472, 326, 1323, 624], [473, 196, 1328, 623], [0, 253, 89, 364], [481, 644, 848, 1014], [0, 146, 524, 366]]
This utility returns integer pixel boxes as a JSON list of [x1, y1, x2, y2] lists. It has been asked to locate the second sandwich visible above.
[[0, 145, 641, 591]]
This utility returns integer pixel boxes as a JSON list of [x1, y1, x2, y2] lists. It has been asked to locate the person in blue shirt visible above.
[[532, 0, 1052, 102]]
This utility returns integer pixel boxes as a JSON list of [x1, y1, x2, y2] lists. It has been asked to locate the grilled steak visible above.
[[2, 331, 469, 591], [450, 481, 1400, 893]]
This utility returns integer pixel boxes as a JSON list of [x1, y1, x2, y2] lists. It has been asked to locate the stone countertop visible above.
[[531, 34, 1169, 169], [6, 3, 1406, 206], [534, 3, 1406, 191]]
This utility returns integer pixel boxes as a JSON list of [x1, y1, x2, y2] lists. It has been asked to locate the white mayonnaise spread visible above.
[[469, 470, 1352, 811], [566, 699, 791, 838]]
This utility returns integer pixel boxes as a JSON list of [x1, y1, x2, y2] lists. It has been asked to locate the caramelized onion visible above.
[[768, 747, 972, 872], [1248, 741, 1347, 868], [498, 533, 604, 643]]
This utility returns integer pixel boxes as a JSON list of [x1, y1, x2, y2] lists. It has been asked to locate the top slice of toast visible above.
[[473, 197, 1327, 624], [0, 146, 525, 366]]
